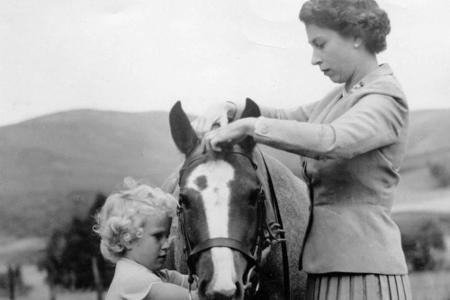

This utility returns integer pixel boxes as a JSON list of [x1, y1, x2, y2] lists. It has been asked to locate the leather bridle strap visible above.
[[177, 148, 289, 299], [179, 150, 257, 177], [188, 237, 256, 267], [177, 149, 262, 272]]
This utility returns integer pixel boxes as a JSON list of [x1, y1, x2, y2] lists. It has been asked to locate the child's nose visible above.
[[161, 237, 170, 249]]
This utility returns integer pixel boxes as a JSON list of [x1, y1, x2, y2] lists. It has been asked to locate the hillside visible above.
[[403, 109, 450, 170], [396, 109, 450, 206], [0, 110, 182, 237], [0, 108, 449, 237]]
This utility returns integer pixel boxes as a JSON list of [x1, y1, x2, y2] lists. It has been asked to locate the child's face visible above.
[[126, 213, 172, 271]]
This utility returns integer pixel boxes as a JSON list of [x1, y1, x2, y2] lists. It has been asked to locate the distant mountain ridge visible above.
[[3, 111, 177, 193], [1, 108, 449, 238]]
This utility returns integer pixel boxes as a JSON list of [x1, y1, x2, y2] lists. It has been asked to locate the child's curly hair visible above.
[[299, 0, 390, 54], [93, 177, 177, 263]]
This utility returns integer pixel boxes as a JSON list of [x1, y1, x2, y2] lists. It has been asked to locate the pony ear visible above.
[[238, 98, 260, 152], [240, 98, 261, 119], [169, 101, 199, 155]]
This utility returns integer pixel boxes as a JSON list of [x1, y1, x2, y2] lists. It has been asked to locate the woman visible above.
[[194, 0, 411, 298]]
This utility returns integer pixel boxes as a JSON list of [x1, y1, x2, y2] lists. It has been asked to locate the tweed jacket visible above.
[[236, 64, 409, 274]]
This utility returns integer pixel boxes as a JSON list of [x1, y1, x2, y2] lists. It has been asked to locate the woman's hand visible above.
[[191, 102, 237, 136], [203, 118, 257, 152]]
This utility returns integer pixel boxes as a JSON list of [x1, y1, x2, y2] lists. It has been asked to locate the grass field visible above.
[[1, 265, 450, 300], [409, 270, 450, 300], [1, 185, 449, 299], [0, 265, 97, 300]]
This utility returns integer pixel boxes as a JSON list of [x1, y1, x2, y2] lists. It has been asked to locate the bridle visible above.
[[177, 148, 287, 299]]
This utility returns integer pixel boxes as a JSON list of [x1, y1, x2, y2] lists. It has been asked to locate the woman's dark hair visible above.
[[299, 0, 390, 54]]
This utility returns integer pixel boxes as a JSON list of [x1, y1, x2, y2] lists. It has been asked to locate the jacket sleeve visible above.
[[234, 100, 318, 122], [252, 94, 408, 159]]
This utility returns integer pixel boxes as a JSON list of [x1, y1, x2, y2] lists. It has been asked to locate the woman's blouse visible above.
[[106, 258, 190, 300], [237, 64, 409, 274]]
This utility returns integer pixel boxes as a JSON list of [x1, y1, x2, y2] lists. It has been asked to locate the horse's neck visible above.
[[253, 148, 307, 199]]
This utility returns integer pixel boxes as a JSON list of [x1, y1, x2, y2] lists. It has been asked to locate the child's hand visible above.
[[261, 245, 272, 264]]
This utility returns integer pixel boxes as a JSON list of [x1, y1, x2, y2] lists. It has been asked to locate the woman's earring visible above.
[[354, 43, 360, 48]]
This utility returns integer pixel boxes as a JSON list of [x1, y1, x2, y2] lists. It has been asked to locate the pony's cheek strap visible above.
[[243, 265, 261, 296]]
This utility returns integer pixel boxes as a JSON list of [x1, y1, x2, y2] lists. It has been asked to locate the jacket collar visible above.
[[342, 64, 393, 97]]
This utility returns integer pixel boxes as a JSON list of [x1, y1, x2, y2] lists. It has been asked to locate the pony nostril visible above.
[[205, 292, 237, 300], [205, 283, 238, 300], [199, 280, 209, 297], [235, 281, 243, 298]]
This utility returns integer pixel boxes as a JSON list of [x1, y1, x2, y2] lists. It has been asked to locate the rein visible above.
[[177, 148, 290, 299], [257, 149, 291, 300]]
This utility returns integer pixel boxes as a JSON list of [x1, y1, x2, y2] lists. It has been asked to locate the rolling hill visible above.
[[0, 108, 449, 238], [0, 110, 182, 237], [396, 109, 450, 207]]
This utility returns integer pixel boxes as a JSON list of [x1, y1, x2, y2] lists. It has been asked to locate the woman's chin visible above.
[[327, 74, 343, 84]]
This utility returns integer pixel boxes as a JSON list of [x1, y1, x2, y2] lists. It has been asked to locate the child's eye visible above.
[[153, 233, 164, 240]]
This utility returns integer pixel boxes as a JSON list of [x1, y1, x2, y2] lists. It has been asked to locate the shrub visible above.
[[428, 158, 450, 187], [395, 213, 447, 272], [0, 265, 24, 291], [39, 192, 114, 290]]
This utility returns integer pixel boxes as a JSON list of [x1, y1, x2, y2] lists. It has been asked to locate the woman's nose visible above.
[[311, 49, 322, 65]]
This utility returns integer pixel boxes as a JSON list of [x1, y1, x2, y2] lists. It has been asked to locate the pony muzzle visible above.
[[195, 248, 248, 300]]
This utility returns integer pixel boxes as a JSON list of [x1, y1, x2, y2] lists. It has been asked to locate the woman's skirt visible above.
[[306, 273, 412, 300]]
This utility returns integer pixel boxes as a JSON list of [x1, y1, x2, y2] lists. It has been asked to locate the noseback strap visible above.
[[188, 237, 256, 265]]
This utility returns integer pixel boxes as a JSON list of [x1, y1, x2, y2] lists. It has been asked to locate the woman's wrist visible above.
[[241, 117, 257, 135]]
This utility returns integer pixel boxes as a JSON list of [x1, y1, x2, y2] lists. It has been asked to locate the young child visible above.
[[94, 177, 198, 300]]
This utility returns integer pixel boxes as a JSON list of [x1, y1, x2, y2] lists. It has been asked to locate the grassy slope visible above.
[[396, 109, 450, 207]]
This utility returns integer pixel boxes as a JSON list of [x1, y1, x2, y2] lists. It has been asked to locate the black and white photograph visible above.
[[1, 0, 449, 299]]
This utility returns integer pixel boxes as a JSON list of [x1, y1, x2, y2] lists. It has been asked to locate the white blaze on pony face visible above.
[[186, 160, 237, 294]]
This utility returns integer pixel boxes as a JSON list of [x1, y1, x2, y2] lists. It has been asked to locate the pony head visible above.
[[170, 99, 263, 300]]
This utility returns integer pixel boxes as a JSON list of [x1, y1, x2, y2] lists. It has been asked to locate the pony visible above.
[[165, 99, 311, 300]]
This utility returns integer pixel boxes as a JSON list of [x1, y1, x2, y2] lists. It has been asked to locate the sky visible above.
[[1, 0, 449, 126]]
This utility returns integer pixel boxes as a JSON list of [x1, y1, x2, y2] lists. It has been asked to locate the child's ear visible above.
[[121, 232, 135, 250], [136, 228, 144, 239]]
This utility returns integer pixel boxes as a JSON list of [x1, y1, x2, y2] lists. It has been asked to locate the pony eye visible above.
[[249, 188, 261, 206]]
